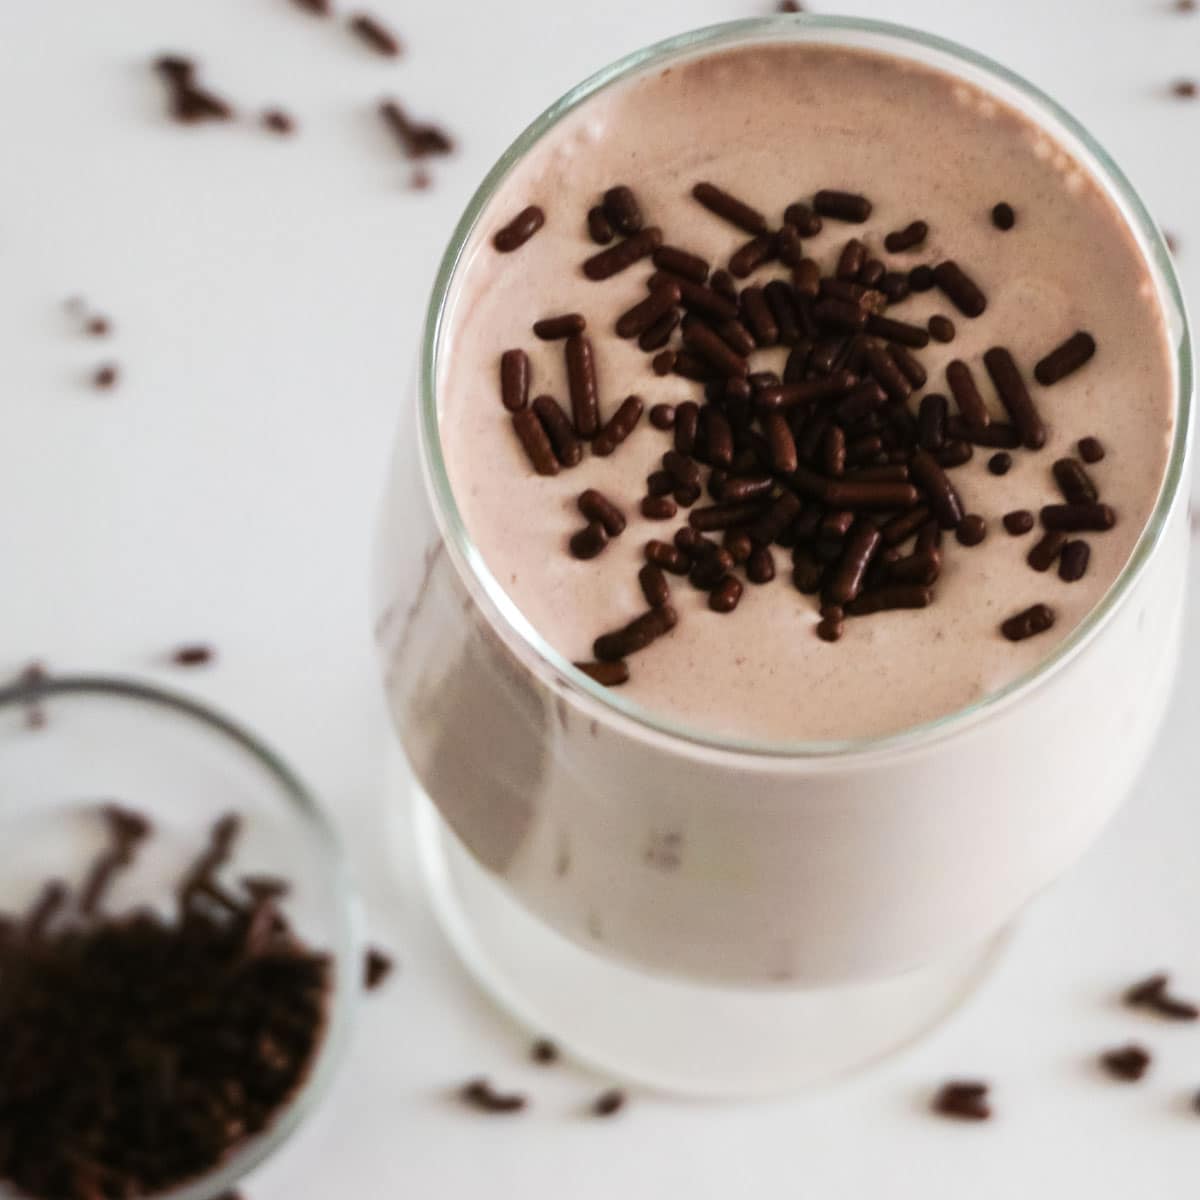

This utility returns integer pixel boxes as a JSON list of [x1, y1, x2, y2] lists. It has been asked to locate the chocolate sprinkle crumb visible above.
[[987, 451, 1012, 476], [349, 12, 402, 56], [531, 1038, 560, 1064], [85, 315, 111, 336], [932, 1080, 991, 1121], [364, 947, 394, 990], [1171, 79, 1198, 98], [1100, 1044, 1151, 1082], [93, 363, 119, 390], [262, 109, 296, 135], [592, 1088, 627, 1117], [1078, 436, 1106, 463]]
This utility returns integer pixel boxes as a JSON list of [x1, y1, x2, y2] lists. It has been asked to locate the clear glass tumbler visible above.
[[373, 16, 1193, 1095]]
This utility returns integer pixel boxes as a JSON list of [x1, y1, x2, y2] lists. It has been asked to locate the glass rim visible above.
[[418, 14, 1194, 762], [0, 673, 363, 1200]]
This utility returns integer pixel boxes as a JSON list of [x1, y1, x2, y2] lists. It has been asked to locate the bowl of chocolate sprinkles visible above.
[[0, 674, 362, 1200]]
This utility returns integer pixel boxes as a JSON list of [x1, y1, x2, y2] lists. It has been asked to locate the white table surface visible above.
[[2, 0, 1199, 1195]]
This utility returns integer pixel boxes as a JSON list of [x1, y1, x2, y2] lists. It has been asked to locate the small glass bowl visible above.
[[0, 673, 362, 1200]]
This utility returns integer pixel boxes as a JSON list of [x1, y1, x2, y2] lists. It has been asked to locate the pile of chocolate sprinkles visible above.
[[493, 176, 1120, 682], [492, 178, 1118, 680], [0, 806, 331, 1200]]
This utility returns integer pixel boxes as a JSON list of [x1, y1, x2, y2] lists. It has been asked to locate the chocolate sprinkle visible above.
[[578, 489, 626, 536], [1078, 436, 1106, 463], [639, 563, 671, 608], [460, 1079, 527, 1114], [493, 206, 545, 253], [649, 403, 675, 430], [987, 451, 1012, 476], [1034, 331, 1096, 385], [1058, 540, 1090, 582], [574, 660, 629, 686], [349, 13, 402, 56], [691, 182, 768, 235], [262, 109, 296, 135], [512, 409, 558, 475], [1100, 1044, 1151, 1082], [583, 227, 663, 280], [1124, 973, 1200, 1020], [593, 606, 677, 661], [569, 522, 609, 560], [1004, 509, 1035, 535], [932, 1080, 991, 1121], [956, 514, 987, 546], [379, 100, 454, 160], [364, 947, 394, 990], [602, 185, 643, 236], [983, 347, 1045, 449], [534, 313, 586, 341], [653, 245, 710, 283], [564, 335, 600, 438], [619, 289, 686, 345], [928, 314, 955, 343], [532, 395, 583, 466], [173, 644, 216, 667], [884, 220, 928, 252], [587, 206, 614, 244], [1052, 458, 1099, 505], [1040, 503, 1115, 532], [814, 190, 872, 223], [1000, 603, 1055, 641], [933, 261, 987, 317], [154, 55, 233, 124], [500, 349, 529, 412], [991, 202, 1016, 231], [592, 1088, 627, 1117], [1027, 530, 1066, 570]]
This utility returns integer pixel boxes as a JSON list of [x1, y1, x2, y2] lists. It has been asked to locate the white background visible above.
[[2, 0, 1199, 1196]]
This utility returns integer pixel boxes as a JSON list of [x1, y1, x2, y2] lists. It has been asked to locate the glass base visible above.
[[413, 788, 1009, 1098]]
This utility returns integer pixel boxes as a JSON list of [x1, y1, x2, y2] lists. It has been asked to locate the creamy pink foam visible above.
[[435, 42, 1175, 740]]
